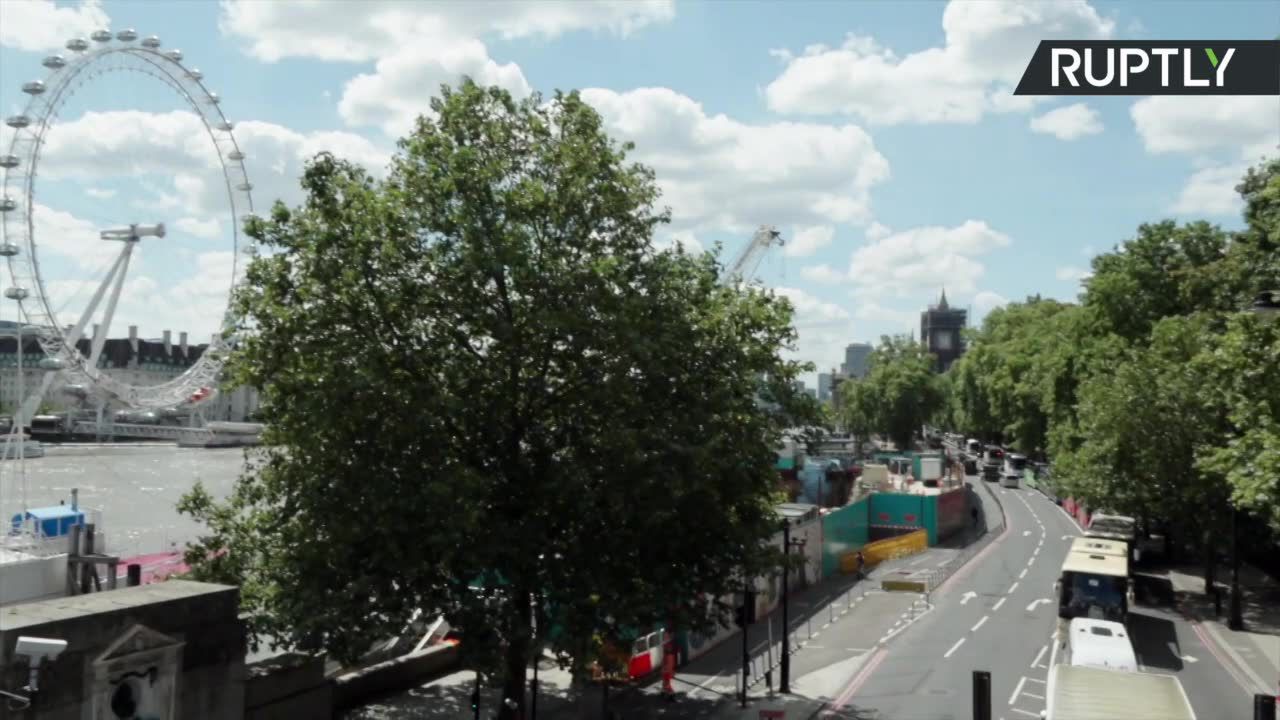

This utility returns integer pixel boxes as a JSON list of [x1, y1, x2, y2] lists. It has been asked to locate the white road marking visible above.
[[938, 559, 952, 567], [972, 615, 989, 632], [944, 638, 966, 658], [1024, 692, 1045, 700], [1022, 530, 1032, 536], [1030, 645, 1048, 668], [1008, 676, 1027, 705], [1026, 678, 1046, 684], [690, 672, 723, 699], [960, 591, 977, 605], [1026, 598, 1052, 612], [1008, 581, 1020, 594], [1018, 568, 1028, 579], [1011, 709, 1041, 718], [993, 597, 1007, 611]]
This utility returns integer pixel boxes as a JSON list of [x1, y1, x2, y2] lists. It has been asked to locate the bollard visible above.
[[1255, 694, 1277, 720], [972, 671, 992, 720], [126, 563, 142, 587]]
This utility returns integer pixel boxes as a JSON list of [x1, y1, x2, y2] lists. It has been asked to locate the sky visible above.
[[0, 0, 1277, 386]]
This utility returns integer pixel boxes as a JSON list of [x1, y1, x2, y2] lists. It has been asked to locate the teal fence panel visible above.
[[821, 498, 870, 578], [922, 495, 938, 545], [869, 493, 926, 530]]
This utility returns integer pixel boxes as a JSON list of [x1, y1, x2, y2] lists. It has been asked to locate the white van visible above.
[[1062, 618, 1138, 673]]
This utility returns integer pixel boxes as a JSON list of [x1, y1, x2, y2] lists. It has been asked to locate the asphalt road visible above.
[[847, 469, 1259, 720]]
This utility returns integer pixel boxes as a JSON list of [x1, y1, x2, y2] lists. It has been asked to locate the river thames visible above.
[[1, 443, 249, 557]]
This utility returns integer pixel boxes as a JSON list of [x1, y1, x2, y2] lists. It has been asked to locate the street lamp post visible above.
[[779, 520, 806, 694], [1231, 291, 1280, 632]]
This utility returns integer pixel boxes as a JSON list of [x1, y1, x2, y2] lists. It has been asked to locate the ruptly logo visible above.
[[1014, 40, 1280, 95]]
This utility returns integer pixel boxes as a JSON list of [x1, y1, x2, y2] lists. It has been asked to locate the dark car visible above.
[[982, 463, 1001, 481]]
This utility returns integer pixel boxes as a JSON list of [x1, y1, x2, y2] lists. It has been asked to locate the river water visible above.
[[1, 443, 249, 557]]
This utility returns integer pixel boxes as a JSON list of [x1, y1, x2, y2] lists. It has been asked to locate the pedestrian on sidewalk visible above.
[[661, 637, 677, 701], [855, 550, 866, 580]]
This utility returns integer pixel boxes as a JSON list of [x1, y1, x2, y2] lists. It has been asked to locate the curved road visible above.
[[849, 470, 1256, 720]]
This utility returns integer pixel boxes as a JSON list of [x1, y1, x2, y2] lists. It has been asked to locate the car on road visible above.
[[1000, 471, 1020, 488]]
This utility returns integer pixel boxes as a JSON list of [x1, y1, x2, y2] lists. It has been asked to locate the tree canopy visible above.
[[179, 80, 812, 719], [837, 335, 943, 451]]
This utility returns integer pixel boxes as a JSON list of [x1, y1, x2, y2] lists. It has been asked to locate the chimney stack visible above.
[[128, 325, 138, 352], [163, 329, 172, 356], [179, 331, 188, 356]]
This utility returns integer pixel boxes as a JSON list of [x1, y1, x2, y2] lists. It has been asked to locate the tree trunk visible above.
[[497, 592, 532, 720], [1202, 531, 1217, 597]]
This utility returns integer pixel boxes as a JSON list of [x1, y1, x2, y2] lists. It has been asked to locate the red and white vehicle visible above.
[[626, 628, 671, 679]]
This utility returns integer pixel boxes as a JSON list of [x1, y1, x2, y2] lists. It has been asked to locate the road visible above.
[[847, 468, 1258, 720]]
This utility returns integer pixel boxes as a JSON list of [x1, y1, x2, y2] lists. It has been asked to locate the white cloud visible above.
[[775, 286, 855, 374], [847, 220, 1012, 300], [800, 264, 845, 285], [971, 290, 1009, 323], [175, 217, 223, 239], [219, 0, 675, 63], [852, 300, 917, 333], [338, 40, 532, 137], [0, 0, 109, 52], [763, 0, 1113, 125], [582, 87, 890, 233], [21, 110, 392, 218], [1055, 266, 1092, 282], [30, 202, 117, 270], [865, 222, 891, 241], [785, 225, 834, 258], [656, 230, 703, 254], [1030, 103, 1103, 141], [1130, 97, 1278, 160], [85, 187, 116, 200], [220, 1, 673, 138], [1169, 163, 1247, 217]]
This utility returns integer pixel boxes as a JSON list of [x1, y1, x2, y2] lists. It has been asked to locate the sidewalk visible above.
[[1160, 562, 1280, 698]]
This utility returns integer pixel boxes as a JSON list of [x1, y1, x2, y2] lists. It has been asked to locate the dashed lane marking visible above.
[[993, 597, 1007, 611], [1030, 645, 1047, 668], [1008, 676, 1027, 705], [1008, 581, 1020, 594], [972, 615, 989, 632], [1018, 568, 1028, 579], [944, 638, 966, 658]]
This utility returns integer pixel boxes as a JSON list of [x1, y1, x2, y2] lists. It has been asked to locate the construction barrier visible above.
[[839, 528, 927, 573], [881, 579, 927, 593]]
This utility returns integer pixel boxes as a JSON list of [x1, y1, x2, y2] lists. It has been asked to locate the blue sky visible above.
[[1, 0, 1277, 385]]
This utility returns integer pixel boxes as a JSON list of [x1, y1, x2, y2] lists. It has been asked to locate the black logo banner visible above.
[[1014, 40, 1280, 95]]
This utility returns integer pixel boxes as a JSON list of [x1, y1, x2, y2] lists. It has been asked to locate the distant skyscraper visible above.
[[920, 289, 967, 372], [842, 343, 873, 379], [818, 372, 833, 402]]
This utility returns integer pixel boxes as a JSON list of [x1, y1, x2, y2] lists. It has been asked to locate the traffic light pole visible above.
[[741, 600, 750, 708], [472, 671, 481, 720]]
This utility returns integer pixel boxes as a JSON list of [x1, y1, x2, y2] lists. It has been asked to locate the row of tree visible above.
[[836, 158, 1280, 571]]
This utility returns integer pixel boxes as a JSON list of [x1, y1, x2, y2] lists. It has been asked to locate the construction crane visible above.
[[722, 225, 784, 286]]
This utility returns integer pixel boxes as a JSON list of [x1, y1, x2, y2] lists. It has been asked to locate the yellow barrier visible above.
[[881, 580, 927, 593], [840, 529, 927, 574]]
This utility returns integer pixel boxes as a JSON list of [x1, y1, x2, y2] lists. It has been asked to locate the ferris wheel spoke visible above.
[[87, 242, 134, 369]]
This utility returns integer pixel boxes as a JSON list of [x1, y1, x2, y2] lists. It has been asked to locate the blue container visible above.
[[10, 505, 84, 538]]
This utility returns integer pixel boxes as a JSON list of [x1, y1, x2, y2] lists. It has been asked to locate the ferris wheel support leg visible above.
[[88, 244, 135, 369]]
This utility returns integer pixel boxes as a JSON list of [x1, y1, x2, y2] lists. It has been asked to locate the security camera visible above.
[[15, 636, 66, 664]]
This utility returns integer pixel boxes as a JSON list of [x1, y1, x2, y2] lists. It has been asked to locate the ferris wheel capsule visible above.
[[22, 81, 46, 95], [206, 92, 220, 104], [227, 149, 245, 161], [4, 287, 29, 301], [42, 55, 67, 69], [236, 182, 253, 192], [0, 155, 18, 169], [186, 68, 202, 81], [0, 243, 19, 256], [90, 30, 113, 43], [5, 115, 32, 129], [66, 38, 90, 52], [215, 120, 234, 132], [0, 196, 17, 211], [164, 49, 183, 62], [141, 35, 161, 49], [116, 29, 138, 42]]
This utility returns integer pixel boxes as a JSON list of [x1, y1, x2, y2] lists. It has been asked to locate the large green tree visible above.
[[838, 335, 943, 451], [180, 81, 811, 718]]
